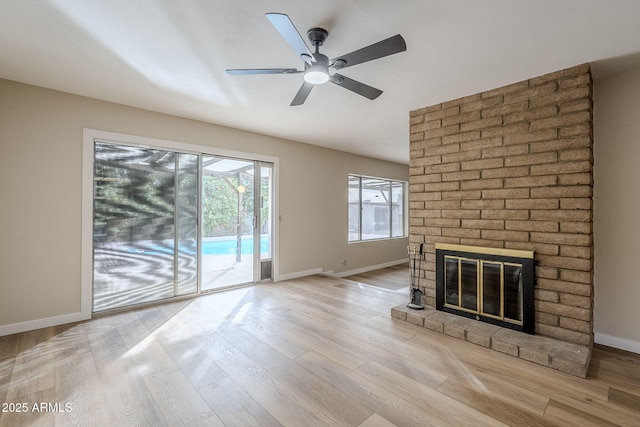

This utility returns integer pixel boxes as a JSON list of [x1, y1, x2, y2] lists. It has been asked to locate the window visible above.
[[348, 174, 406, 242]]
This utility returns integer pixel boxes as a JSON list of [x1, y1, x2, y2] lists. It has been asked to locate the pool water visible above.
[[121, 236, 269, 256], [201, 236, 269, 255]]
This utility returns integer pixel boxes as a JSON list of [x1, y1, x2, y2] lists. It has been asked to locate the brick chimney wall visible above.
[[409, 64, 593, 346]]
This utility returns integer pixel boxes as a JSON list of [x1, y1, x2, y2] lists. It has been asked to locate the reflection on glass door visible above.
[[175, 153, 199, 295], [92, 143, 198, 312], [92, 141, 274, 311], [201, 156, 255, 290]]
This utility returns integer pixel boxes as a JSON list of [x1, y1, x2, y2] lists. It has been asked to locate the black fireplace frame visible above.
[[435, 244, 535, 334]]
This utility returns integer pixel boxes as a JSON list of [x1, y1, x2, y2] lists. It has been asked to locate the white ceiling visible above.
[[2, 1, 640, 164]]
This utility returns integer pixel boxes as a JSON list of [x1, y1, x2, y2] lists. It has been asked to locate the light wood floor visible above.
[[1, 273, 639, 426], [344, 263, 410, 294]]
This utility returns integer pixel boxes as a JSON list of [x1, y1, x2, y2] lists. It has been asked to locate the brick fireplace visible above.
[[407, 64, 593, 349]]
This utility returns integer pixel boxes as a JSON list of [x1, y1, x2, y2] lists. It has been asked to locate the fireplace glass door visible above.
[[444, 257, 479, 311], [482, 262, 501, 317], [503, 263, 523, 322], [436, 244, 534, 333], [444, 256, 524, 326]]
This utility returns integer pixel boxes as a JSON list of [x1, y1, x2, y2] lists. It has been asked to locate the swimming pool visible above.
[[201, 236, 269, 255], [119, 236, 269, 256]]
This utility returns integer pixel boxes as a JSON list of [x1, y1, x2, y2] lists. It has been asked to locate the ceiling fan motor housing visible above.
[[307, 27, 328, 46]]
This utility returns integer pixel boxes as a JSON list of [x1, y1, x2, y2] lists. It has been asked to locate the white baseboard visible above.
[[0, 311, 91, 337], [332, 258, 409, 278], [275, 268, 324, 282], [594, 332, 640, 354]]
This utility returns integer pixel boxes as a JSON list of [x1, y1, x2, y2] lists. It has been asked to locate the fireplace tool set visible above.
[[407, 244, 425, 310]]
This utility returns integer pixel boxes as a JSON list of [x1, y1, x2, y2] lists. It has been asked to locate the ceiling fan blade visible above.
[[291, 82, 314, 106], [331, 74, 383, 100], [331, 34, 406, 69], [265, 13, 313, 61], [226, 68, 301, 75]]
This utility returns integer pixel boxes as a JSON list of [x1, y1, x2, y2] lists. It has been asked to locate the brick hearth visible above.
[[391, 304, 591, 377]]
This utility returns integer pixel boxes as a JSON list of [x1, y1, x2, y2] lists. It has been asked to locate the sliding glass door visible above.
[[92, 143, 198, 312], [201, 156, 273, 291], [258, 163, 274, 281], [201, 156, 255, 290], [92, 141, 274, 312], [175, 153, 199, 295]]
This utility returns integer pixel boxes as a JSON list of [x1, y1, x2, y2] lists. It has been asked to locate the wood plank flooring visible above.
[[344, 263, 410, 294], [1, 273, 639, 426]]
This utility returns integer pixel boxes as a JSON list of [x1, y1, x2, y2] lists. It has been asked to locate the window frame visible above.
[[348, 174, 407, 243]]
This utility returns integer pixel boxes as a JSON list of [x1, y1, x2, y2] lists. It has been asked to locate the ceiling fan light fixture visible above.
[[304, 64, 330, 84]]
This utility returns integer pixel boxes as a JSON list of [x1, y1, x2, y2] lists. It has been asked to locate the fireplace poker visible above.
[[407, 243, 425, 310], [407, 245, 415, 300], [417, 243, 423, 288]]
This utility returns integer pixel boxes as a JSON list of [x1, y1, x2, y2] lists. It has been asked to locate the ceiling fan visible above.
[[226, 13, 407, 106]]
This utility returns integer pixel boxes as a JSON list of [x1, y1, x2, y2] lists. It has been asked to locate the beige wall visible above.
[[0, 79, 408, 333], [593, 66, 640, 352]]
